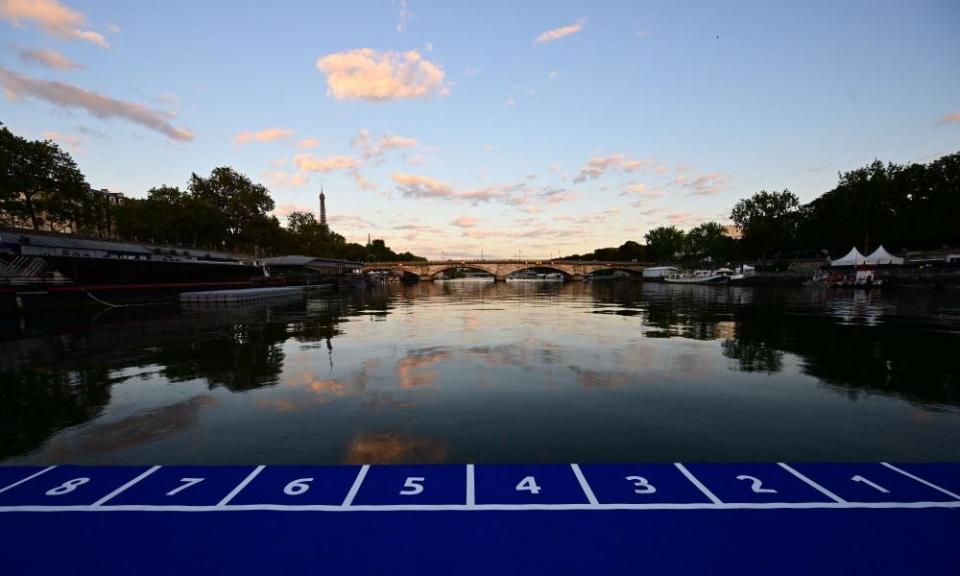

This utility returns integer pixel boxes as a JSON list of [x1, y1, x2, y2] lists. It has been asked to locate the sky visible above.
[[2, 0, 959, 259]]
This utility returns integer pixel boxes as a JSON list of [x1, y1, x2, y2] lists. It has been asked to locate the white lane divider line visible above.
[[674, 463, 722, 504], [93, 466, 162, 506], [778, 463, 846, 503], [341, 465, 370, 507], [0, 466, 57, 495], [216, 465, 265, 507], [466, 464, 476, 506], [571, 463, 599, 505], [882, 462, 960, 501]]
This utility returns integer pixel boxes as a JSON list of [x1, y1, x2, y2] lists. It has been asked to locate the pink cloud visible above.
[[42, 130, 80, 148], [294, 154, 361, 172], [452, 216, 478, 228], [329, 213, 375, 228], [681, 172, 729, 196], [316, 49, 446, 101], [234, 127, 294, 144], [16, 47, 85, 70], [939, 111, 960, 125], [351, 171, 377, 190], [535, 19, 586, 44], [0, 67, 193, 141], [266, 171, 308, 187], [392, 173, 512, 203], [353, 129, 418, 159], [274, 203, 314, 219], [0, 0, 108, 47], [573, 153, 651, 183], [298, 138, 319, 149]]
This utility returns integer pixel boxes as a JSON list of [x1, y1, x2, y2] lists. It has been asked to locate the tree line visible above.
[[0, 125, 424, 262], [568, 151, 959, 264]]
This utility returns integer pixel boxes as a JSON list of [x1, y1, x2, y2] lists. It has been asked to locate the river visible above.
[[2, 281, 959, 465]]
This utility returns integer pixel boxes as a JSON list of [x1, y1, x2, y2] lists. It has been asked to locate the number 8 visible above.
[[46, 478, 90, 496]]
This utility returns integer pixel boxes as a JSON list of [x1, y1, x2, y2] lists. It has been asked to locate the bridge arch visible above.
[[505, 265, 574, 279], [585, 266, 643, 278], [429, 263, 498, 279], [364, 266, 420, 281]]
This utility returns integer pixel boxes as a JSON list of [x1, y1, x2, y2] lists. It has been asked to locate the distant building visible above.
[[95, 188, 125, 206]]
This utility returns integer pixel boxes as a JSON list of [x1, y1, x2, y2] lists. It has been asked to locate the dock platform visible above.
[[1, 462, 958, 574], [179, 286, 304, 304]]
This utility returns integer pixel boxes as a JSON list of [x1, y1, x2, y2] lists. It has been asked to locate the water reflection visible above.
[[2, 282, 959, 464]]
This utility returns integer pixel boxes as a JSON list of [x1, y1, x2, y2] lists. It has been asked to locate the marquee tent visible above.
[[865, 245, 904, 265], [830, 247, 867, 266]]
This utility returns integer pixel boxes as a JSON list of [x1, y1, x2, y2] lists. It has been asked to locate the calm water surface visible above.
[[2, 282, 959, 465]]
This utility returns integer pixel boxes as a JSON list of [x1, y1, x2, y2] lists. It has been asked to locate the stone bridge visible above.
[[362, 260, 649, 282]]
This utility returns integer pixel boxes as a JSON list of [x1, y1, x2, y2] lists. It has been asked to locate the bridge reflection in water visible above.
[[362, 259, 648, 281]]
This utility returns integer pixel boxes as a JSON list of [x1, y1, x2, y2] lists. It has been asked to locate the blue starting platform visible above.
[[1, 462, 958, 574]]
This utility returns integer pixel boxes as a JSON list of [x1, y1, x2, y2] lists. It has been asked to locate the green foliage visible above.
[[565, 240, 647, 261], [644, 226, 686, 262], [730, 189, 800, 259], [798, 155, 960, 253], [0, 125, 89, 231], [686, 222, 735, 262]]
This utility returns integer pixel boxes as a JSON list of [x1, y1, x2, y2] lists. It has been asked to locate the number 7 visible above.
[[166, 477, 204, 496]]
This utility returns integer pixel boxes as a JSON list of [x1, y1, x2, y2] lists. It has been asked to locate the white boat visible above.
[[506, 272, 564, 282], [642, 266, 679, 281], [663, 269, 730, 284]]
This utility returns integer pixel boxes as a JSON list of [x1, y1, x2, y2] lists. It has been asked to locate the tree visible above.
[[686, 222, 733, 262], [644, 226, 686, 262], [188, 167, 274, 248], [731, 189, 799, 259], [0, 126, 88, 230]]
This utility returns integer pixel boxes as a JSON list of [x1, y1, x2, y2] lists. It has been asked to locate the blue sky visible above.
[[2, 0, 958, 258]]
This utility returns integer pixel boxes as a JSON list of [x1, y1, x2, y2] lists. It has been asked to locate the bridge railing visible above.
[[362, 260, 652, 267]]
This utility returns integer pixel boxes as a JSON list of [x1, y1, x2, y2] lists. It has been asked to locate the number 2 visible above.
[[625, 475, 656, 494], [166, 478, 204, 496], [400, 477, 424, 495], [736, 475, 777, 494], [516, 476, 541, 495]]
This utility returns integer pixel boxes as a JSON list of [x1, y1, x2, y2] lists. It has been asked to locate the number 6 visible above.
[[284, 478, 314, 496]]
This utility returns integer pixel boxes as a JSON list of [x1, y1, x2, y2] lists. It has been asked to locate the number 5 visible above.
[[400, 477, 424, 495]]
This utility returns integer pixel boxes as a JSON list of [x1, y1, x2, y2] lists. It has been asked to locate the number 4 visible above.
[[516, 476, 541, 495]]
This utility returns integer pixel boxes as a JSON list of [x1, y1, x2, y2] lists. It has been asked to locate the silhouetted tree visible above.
[[731, 189, 799, 259], [644, 226, 686, 262]]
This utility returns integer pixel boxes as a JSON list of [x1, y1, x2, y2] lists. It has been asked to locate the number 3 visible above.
[[625, 475, 656, 494], [736, 475, 777, 494]]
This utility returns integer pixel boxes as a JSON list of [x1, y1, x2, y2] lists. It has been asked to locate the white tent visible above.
[[865, 245, 904, 265], [831, 247, 867, 266]]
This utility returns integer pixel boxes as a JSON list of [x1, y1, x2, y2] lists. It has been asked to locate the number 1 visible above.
[[167, 478, 204, 496], [851, 475, 889, 494]]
